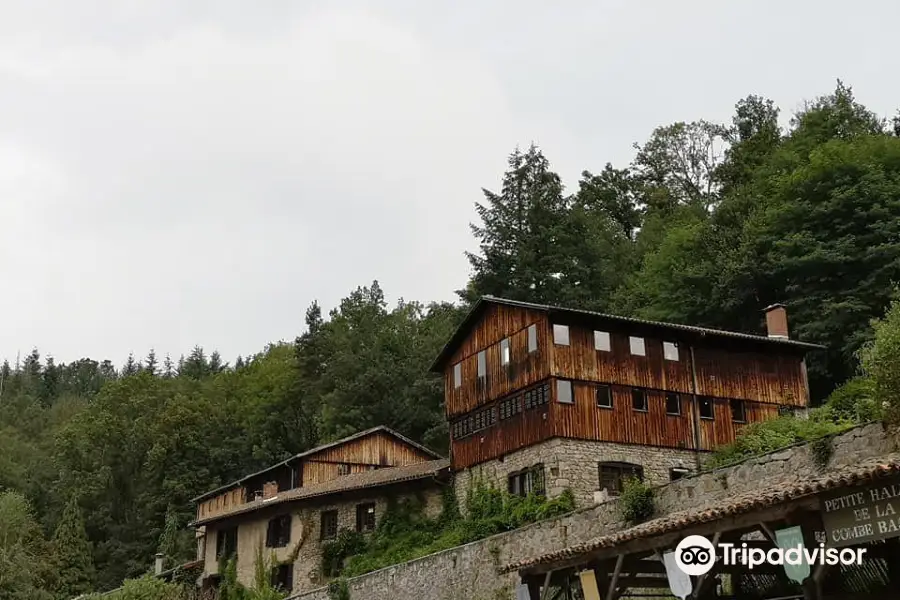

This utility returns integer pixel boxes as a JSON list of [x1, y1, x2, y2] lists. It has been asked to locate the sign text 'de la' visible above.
[[820, 475, 900, 548]]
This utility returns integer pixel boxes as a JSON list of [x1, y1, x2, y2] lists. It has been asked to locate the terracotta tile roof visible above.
[[192, 426, 443, 503], [189, 458, 450, 527], [431, 296, 824, 371], [500, 455, 900, 574]]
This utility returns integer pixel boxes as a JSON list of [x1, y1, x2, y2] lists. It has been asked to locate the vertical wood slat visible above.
[[444, 305, 552, 418]]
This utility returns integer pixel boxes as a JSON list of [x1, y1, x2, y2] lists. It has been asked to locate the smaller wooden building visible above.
[[188, 426, 449, 595]]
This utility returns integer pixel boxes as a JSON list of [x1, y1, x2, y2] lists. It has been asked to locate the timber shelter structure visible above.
[[501, 456, 900, 600]]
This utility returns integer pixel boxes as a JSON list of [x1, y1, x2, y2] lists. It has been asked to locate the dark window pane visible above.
[[665, 393, 680, 415], [699, 397, 715, 419], [596, 385, 612, 408], [631, 389, 647, 412]]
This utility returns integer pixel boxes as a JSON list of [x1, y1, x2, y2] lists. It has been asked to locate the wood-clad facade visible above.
[[194, 427, 439, 522], [433, 297, 823, 471]]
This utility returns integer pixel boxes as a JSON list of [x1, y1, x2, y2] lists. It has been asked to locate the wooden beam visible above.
[[540, 571, 553, 600], [606, 554, 624, 600]]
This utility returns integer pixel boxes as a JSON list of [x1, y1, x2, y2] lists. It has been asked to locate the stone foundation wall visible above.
[[290, 423, 896, 600], [454, 438, 700, 509]]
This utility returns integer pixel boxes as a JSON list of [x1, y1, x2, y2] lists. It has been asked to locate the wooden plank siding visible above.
[[697, 397, 781, 449], [448, 378, 790, 470], [549, 325, 694, 394], [547, 322, 809, 406], [195, 430, 435, 520], [305, 431, 433, 468], [444, 305, 551, 418], [449, 381, 554, 470], [551, 382, 697, 450], [692, 346, 807, 406]]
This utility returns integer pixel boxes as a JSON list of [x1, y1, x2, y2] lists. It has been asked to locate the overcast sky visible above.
[[1, 1, 898, 367]]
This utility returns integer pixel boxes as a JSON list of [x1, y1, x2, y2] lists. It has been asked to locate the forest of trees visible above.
[[2, 81, 900, 598]]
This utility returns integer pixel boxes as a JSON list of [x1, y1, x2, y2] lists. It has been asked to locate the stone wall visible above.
[[291, 423, 895, 600], [201, 483, 443, 595], [454, 438, 700, 509]]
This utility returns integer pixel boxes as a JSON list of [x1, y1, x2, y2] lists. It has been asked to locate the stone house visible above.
[[188, 426, 450, 596], [430, 296, 824, 508]]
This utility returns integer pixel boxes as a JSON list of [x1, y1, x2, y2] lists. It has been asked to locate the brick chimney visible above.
[[764, 304, 789, 339]]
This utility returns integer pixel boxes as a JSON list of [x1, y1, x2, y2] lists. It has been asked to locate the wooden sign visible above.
[[820, 475, 900, 547]]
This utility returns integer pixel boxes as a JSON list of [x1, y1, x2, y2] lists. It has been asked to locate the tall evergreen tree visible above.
[[163, 353, 174, 378], [50, 496, 96, 598], [462, 144, 577, 305], [145, 349, 158, 376]]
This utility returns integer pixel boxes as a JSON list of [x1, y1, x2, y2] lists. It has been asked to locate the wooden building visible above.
[[189, 426, 449, 595], [430, 297, 824, 505]]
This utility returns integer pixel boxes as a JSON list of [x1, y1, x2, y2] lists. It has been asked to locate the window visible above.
[[265, 515, 292, 548], [500, 338, 511, 366], [665, 392, 681, 416], [699, 397, 715, 420], [663, 341, 679, 362], [508, 465, 545, 497], [596, 384, 612, 409], [731, 399, 746, 423], [527, 324, 537, 353], [337, 463, 351, 476], [270, 564, 293, 592], [629, 336, 646, 356], [216, 526, 238, 560], [524, 383, 550, 410], [631, 388, 648, 412], [499, 394, 523, 420], [477, 350, 486, 378], [670, 467, 691, 482], [453, 363, 461, 388], [356, 503, 376, 532], [553, 324, 570, 346], [599, 462, 644, 497], [594, 331, 611, 352], [557, 379, 574, 404], [472, 406, 496, 432], [320, 510, 338, 541]]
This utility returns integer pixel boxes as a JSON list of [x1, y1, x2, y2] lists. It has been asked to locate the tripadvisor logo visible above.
[[674, 534, 867, 576]]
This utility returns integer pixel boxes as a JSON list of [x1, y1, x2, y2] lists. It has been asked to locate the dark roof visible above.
[[430, 296, 825, 372], [191, 425, 443, 503], [501, 454, 900, 574], [157, 559, 203, 581], [189, 458, 450, 527]]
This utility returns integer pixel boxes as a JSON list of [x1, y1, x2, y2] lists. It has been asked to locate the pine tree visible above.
[[51, 496, 96, 597], [462, 144, 577, 305], [145, 349, 158, 376], [122, 352, 140, 376], [163, 353, 174, 378], [234, 355, 244, 370], [209, 350, 224, 373]]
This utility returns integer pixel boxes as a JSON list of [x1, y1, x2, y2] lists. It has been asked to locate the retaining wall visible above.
[[291, 424, 894, 600]]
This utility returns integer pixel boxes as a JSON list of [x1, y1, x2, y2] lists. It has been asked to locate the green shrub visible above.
[[704, 407, 854, 469], [322, 529, 368, 577], [337, 484, 575, 579], [826, 376, 881, 423], [620, 477, 655, 523], [860, 294, 900, 424]]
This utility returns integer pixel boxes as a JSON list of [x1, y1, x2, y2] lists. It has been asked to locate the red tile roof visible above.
[[500, 455, 900, 574], [189, 458, 450, 527]]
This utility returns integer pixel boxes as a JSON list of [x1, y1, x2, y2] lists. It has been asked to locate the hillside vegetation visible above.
[[3, 81, 900, 598]]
